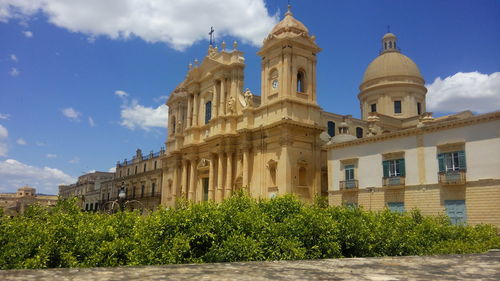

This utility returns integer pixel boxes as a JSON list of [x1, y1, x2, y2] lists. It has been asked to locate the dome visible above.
[[362, 52, 423, 84], [270, 6, 309, 36]]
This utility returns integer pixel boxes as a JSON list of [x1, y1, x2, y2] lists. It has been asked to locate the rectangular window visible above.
[[383, 159, 406, 178], [141, 185, 145, 198], [417, 102, 422, 115], [143, 163, 147, 172], [205, 101, 212, 124], [345, 165, 355, 181], [327, 121, 335, 137], [203, 178, 209, 201], [132, 186, 136, 198], [438, 151, 466, 172], [356, 127, 363, 139], [371, 103, 377, 112], [394, 100, 402, 114], [151, 183, 156, 195], [387, 202, 405, 213], [154, 161, 157, 170]]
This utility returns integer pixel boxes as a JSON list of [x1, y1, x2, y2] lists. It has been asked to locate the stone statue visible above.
[[227, 96, 236, 115], [244, 88, 254, 108]]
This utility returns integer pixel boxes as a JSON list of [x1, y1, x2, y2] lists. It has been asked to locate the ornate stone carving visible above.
[[243, 88, 254, 108], [226, 96, 236, 115]]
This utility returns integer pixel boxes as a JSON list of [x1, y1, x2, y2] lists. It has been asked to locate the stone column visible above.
[[208, 154, 215, 200], [181, 160, 188, 198], [193, 92, 199, 126], [172, 162, 179, 199], [225, 151, 233, 198], [217, 152, 224, 201], [220, 78, 226, 116], [188, 158, 197, 201], [243, 149, 249, 188], [187, 94, 192, 128], [213, 82, 219, 118]]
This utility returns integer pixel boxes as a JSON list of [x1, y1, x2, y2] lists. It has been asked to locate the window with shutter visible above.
[[205, 101, 212, 124]]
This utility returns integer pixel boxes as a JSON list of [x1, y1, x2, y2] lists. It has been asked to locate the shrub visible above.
[[0, 193, 498, 269]]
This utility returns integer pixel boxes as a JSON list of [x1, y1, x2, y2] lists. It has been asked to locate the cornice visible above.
[[326, 111, 500, 150]]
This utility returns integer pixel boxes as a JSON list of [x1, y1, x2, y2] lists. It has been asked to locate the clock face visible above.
[[272, 79, 279, 89]]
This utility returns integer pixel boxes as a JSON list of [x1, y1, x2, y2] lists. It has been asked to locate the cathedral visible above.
[[161, 6, 416, 206], [160, 5, 500, 229]]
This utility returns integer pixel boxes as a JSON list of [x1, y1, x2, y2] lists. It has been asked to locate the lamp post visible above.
[[118, 186, 126, 212]]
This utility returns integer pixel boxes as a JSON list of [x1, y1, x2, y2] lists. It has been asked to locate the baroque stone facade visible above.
[[161, 7, 368, 207], [99, 148, 165, 211]]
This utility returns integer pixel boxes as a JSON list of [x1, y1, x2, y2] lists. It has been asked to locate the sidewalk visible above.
[[1, 250, 499, 280]]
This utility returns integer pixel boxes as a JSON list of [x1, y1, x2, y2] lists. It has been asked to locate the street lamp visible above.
[[118, 186, 126, 211]]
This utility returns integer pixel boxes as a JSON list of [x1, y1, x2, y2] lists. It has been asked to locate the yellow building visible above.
[[161, 7, 367, 207], [0, 186, 57, 216], [99, 148, 164, 211], [326, 30, 500, 227]]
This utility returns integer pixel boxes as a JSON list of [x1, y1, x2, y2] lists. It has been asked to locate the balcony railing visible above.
[[439, 170, 466, 185], [383, 176, 405, 188], [340, 180, 358, 191]]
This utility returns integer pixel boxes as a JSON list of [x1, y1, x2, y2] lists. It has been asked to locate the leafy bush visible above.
[[0, 192, 498, 269]]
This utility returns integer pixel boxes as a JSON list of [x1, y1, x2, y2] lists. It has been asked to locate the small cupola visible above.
[[381, 33, 399, 53]]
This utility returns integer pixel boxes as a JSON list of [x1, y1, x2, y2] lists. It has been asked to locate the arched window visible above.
[[299, 167, 307, 186], [389, 41, 392, 48], [356, 127, 363, 139], [297, 71, 305, 93], [205, 101, 212, 124], [384, 42, 387, 50], [327, 121, 335, 137]]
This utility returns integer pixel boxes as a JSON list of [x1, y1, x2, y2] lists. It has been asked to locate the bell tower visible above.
[[258, 5, 321, 107]]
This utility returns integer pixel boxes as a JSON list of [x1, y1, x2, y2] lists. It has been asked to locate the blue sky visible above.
[[0, 0, 499, 194]]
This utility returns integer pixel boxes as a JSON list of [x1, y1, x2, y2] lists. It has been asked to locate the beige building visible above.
[[59, 171, 114, 210], [0, 186, 57, 216], [99, 148, 164, 211], [161, 7, 367, 207], [326, 28, 500, 227]]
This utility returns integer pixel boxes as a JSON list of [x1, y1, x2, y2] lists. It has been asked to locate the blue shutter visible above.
[[382, 160, 389, 178], [445, 200, 467, 225], [388, 202, 405, 213], [399, 159, 406, 177], [437, 153, 445, 172], [458, 151, 466, 170]]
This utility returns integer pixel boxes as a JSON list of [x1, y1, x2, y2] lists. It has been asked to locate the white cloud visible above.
[[61, 107, 81, 121], [23, 30, 33, 37], [46, 154, 57, 158], [0, 0, 278, 50], [427, 72, 500, 114], [16, 138, 27, 145], [114, 90, 128, 98], [0, 159, 75, 194], [88, 116, 96, 127], [120, 100, 168, 131], [68, 156, 80, 164], [0, 124, 7, 139], [10, 54, 18, 62], [9, 67, 20, 76], [0, 113, 10, 120], [108, 167, 116, 173]]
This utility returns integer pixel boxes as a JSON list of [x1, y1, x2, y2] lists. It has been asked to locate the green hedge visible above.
[[0, 192, 498, 269]]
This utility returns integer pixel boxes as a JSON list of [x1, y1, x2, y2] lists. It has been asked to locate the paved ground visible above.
[[1, 250, 499, 281]]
